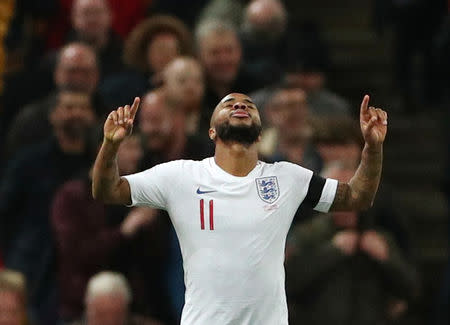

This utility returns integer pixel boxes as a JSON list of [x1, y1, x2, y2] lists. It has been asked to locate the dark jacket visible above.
[[0, 137, 91, 323], [285, 213, 418, 325], [51, 178, 170, 321]]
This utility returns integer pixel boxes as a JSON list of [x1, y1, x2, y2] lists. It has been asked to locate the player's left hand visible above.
[[360, 95, 388, 148]]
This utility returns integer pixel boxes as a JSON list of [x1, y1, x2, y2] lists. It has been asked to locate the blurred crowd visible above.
[[0, 0, 448, 324]]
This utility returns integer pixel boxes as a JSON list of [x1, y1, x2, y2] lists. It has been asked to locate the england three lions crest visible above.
[[256, 176, 280, 204]]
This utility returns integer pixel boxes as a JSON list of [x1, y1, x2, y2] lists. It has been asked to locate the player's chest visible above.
[[168, 176, 288, 232]]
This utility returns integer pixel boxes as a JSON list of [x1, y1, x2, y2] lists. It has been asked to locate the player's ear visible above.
[[209, 127, 216, 141]]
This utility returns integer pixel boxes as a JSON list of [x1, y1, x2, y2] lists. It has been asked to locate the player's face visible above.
[[210, 93, 262, 145]]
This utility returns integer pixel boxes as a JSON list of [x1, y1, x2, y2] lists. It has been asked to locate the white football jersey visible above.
[[124, 157, 337, 325]]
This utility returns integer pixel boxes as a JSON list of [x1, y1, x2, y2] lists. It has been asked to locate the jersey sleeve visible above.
[[304, 174, 338, 213], [280, 161, 338, 213], [122, 160, 181, 209]]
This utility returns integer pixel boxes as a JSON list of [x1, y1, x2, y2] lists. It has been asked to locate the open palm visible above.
[[104, 97, 140, 144], [359, 95, 388, 147]]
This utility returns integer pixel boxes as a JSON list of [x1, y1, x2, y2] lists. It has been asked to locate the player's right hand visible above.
[[104, 97, 140, 144]]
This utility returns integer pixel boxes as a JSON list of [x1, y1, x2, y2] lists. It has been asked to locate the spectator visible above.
[[51, 133, 169, 322], [285, 162, 419, 325], [72, 271, 161, 325], [311, 116, 363, 170], [5, 42, 103, 159], [162, 56, 205, 135], [260, 85, 322, 173], [240, 0, 288, 84], [312, 116, 411, 254], [284, 60, 351, 117], [1, 0, 123, 125], [100, 15, 193, 109], [0, 88, 96, 325], [69, 0, 124, 77], [45, 0, 148, 49], [0, 269, 28, 325], [195, 19, 264, 130], [138, 90, 213, 169], [259, 85, 322, 225]]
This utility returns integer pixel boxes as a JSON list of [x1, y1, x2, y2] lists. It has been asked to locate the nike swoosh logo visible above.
[[196, 187, 217, 194]]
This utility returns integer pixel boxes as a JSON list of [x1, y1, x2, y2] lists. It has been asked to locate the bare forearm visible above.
[[349, 143, 383, 209], [92, 139, 121, 201], [331, 143, 383, 211]]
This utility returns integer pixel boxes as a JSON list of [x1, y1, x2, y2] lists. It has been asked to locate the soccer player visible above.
[[92, 93, 387, 325]]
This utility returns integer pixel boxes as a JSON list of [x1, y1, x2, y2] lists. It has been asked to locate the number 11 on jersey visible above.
[[199, 199, 214, 230]]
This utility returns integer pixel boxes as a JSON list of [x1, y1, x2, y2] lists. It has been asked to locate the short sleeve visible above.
[[310, 176, 338, 213], [122, 160, 181, 209]]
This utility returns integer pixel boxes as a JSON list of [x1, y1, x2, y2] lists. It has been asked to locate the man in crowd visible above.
[[284, 60, 351, 117], [50, 133, 168, 322], [195, 19, 264, 130], [0, 88, 96, 324], [69, 0, 124, 78], [73, 271, 161, 325], [138, 90, 213, 169], [161, 56, 206, 135], [240, 0, 288, 84], [260, 85, 322, 173], [5, 42, 101, 159]]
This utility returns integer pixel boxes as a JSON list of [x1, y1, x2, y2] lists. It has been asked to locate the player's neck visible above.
[[214, 141, 259, 177]]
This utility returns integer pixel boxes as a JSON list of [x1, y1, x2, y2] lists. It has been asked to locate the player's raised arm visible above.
[[92, 97, 140, 205], [330, 95, 388, 211]]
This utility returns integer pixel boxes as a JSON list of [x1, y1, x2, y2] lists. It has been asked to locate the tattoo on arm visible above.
[[330, 144, 383, 211], [330, 182, 352, 211]]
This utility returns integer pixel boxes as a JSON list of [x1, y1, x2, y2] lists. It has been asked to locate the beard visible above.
[[215, 120, 262, 146]]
